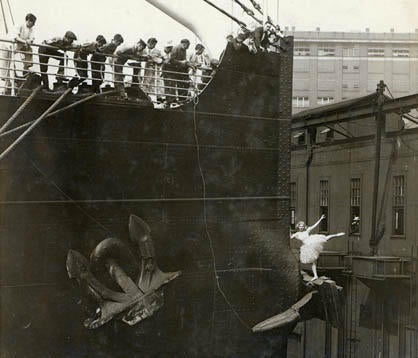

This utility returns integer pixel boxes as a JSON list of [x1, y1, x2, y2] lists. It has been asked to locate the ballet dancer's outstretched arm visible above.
[[307, 214, 325, 233]]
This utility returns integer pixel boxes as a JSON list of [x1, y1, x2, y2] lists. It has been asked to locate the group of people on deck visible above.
[[0, 13, 215, 104], [228, 21, 283, 54]]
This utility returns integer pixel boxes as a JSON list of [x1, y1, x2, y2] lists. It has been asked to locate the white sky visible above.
[[2, 0, 418, 56]]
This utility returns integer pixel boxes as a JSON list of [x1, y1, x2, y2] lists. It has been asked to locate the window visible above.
[[293, 131, 306, 145], [342, 81, 360, 90], [319, 180, 329, 232], [290, 182, 297, 230], [343, 64, 359, 72], [325, 129, 334, 141], [343, 47, 360, 57], [393, 48, 409, 57], [392, 175, 405, 236], [318, 47, 335, 57], [292, 96, 310, 108], [368, 48, 385, 57], [294, 47, 311, 56], [320, 126, 334, 141], [350, 178, 361, 234], [393, 79, 410, 92], [317, 96, 334, 105]]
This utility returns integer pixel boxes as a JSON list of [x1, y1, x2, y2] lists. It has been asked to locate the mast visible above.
[[145, 0, 214, 56], [0, 0, 14, 37], [145, 0, 240, 57]]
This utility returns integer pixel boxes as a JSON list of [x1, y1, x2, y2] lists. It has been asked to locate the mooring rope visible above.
[[0, 88, 72, 162], [0, 89, 118, 138], [0, 85, 42, 135]]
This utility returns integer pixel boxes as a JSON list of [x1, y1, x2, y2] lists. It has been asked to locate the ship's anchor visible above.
[[66, 215, 181, 329]]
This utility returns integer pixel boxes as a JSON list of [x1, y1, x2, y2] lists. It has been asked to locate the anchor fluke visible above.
[[129, 214, 181, 292], [252, 291, 316, 332]]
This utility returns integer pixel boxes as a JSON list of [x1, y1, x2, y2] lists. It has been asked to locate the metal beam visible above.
[[292, 94, 418, 131]]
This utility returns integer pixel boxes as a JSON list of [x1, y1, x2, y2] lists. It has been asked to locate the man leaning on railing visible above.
[[114, 39, 148, 99], [91, 34, 124, 93], [164, 39, 192, 105], [38, 31, 77, 90], [74, 35, 107, 91]]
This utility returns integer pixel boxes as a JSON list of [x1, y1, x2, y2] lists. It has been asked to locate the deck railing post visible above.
[[10, 44, 15, 95]]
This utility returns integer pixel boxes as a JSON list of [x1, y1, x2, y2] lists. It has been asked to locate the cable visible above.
[[385, 84, 395, 99], [203, 0, 247, 28], [191, 96, 251, 333], [0, 0, 8, 34], [5, 0, 13, 25], [249, 0, 263, 15], [232, 0, 262, 24], [276, 0, 279, 25]]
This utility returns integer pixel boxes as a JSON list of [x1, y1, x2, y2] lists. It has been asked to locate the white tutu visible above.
[[299, 234, 328, 264]]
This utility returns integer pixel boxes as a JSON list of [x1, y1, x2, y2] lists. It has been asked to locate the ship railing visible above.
[[0, 38, 214, 106]]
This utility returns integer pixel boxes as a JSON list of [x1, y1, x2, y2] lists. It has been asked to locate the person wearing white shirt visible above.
[[188, 44, 211, 93], [142, 38, 163, 100], [14, 13, 37, 74], [0, 13, 36, 93]]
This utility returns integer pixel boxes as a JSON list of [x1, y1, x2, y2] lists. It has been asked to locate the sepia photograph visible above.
[[0, 0, 417, 357]]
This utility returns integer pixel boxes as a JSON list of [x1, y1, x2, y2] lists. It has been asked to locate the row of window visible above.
[[292, 79, 410, 104], [294, 47, 410, 57], [292, 95, 354, 107], [290, 176, 406, 236], [342, 64, 360, 71], [293, 97, 334, 107]]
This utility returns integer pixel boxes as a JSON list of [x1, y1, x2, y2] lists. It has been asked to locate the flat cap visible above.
[[65, 31, 77, 41]]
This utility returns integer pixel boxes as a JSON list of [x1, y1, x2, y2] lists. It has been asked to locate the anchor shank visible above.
[[106, 259, 141, 295]]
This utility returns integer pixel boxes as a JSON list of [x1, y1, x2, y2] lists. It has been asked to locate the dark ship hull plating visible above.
[[0, 43, 298, 357]]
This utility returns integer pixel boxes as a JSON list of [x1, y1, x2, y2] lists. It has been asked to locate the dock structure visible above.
[[290, 88, 418, 357]]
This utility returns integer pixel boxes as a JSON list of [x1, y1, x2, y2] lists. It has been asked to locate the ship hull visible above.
[[0, 43, 298, 357]]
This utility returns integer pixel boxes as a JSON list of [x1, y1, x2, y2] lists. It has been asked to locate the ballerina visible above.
[[291, 215, 345, 280]]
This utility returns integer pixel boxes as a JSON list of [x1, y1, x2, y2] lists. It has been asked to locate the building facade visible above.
[[288, 93, 418, 357], [285, 29, 418, 115]]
